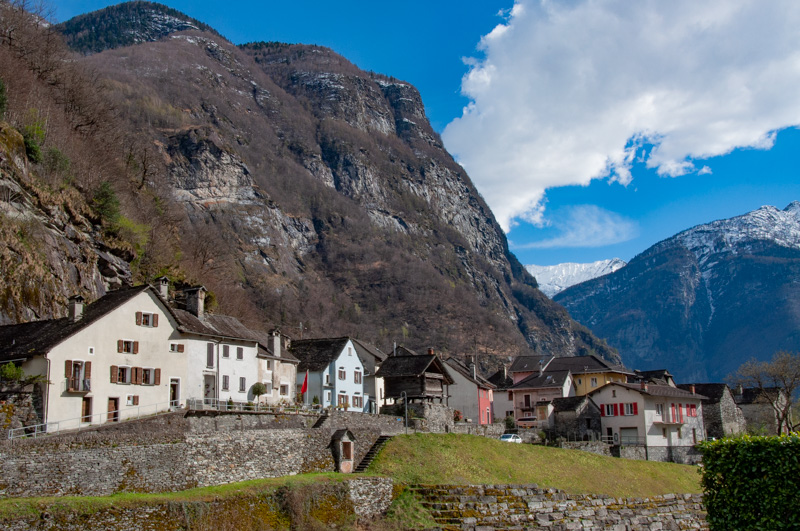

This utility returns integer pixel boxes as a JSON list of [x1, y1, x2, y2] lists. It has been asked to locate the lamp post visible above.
[[401, 391, 408, 435]]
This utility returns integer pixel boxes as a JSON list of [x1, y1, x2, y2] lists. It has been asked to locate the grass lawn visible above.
[[369, 433, 702, 497]]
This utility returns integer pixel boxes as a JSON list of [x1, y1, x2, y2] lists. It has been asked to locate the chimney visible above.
[[640, 381, 648, 392], [155, 276, 169, 300], [469, 360, 477, 380], [735, 383, 743, 397], [690, 384, 696, 395], [271, 329, 281, 358], [185, 286, 206, 319], [68, 295, 85, 322], [427, 347, 434, 355]]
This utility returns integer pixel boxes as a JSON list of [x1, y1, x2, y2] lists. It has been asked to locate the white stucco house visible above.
[[254, 329, 299, 405], [0, 285, 187, 431], [290, 337, 373, 411], [589, 381, 706, 462]]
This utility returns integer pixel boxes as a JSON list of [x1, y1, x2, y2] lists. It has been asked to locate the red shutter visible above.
[[84, 361, 91, 379], [153, 314, 159, 327], [613, 403, 618, 416], [136, 312, 142, 325], [110, 365, 118, 383], [632, 402, 638, 415], [154, 369, 161, 386], [65, 360, 73, 378], [133, 341, 139, 354], [133, 395, 139, 406], [177, 344, 185, 353], [117, 340, 123, 353], [600, 404, 605, 416]]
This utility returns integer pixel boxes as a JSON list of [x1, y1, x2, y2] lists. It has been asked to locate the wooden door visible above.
[[107, 397, 119, 422], [81, 397, 92, 423]]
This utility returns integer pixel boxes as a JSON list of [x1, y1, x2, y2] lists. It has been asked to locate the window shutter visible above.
[[65, 360, 73, 378], [117, 340, 123, 353], [153, 314, 159, 327], [632, 402, 638, 415], [613, 403, 618, 416], [619, 403, 624, 415], [84, 361, 91, 379], [177, 344, 185, 353], [133, 395, 139, 406], [111, 365, 118, 383], [154, 369, 161, 386], [600, 404, 605, 416], [136, 367, 143, 385], [136, 312, 142, 325], [133, 341, 139, 354]]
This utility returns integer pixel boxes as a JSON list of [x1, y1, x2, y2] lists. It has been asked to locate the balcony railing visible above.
[[65, 378, 91, 392]]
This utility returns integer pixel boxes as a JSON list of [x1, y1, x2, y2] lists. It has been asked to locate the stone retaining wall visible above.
[[410, 484, 707, 530], [452, 422, 505, 438]]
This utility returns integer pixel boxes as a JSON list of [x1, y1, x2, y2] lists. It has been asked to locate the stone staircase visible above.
[[354, 435, 393, 472], [311, 411, 329, 429]]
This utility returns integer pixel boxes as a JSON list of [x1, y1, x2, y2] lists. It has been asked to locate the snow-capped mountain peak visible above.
[[527, 258, 627, 297]]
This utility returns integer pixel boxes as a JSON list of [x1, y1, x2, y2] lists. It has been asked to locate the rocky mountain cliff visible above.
[[555, 203, 800, 381], [0, 2, 618, 366], [527, 259, 626, 297]]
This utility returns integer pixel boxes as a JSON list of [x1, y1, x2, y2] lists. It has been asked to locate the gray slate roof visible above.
[[374, 346, 455, 384], [487, 369, 513, 389], [676, 383, 729, 403], [444, 357, 495, 389], [548, 354, 633, 375], [351, 338, 387, 363], [592, 382, 707, 400], [509, 355, 553, 373], [290, 337, 351, 372], [551, 395, 591, 413], [0, 285, 152, 362], [512, 370, 571, 390]]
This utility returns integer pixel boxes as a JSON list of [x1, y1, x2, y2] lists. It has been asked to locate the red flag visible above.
[[301, 370, 308, 395]]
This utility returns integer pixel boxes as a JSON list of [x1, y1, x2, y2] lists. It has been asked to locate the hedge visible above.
[[698, 434, 800, 530]]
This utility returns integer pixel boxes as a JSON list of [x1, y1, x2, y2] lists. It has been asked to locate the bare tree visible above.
[[733, 350, 800, 434]]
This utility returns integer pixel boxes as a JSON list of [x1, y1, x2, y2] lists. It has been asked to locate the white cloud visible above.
[[512, 205, 638, 249], [443, 0, 800, 231]]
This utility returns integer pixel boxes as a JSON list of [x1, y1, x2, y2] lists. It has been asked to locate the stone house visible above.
[[0, 284, 187, 431], [590, 382, 706, 463], [375, 346, 454, 404], [549, 395, 602, 440], [733, 385, 790, 435], [444, 357, 495, 424], [676, 383, 745, 439], [290, 337, 371, 411]]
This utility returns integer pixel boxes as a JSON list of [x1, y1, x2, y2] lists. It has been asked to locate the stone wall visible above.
[[0, 477, 394, 530], [409, 484, 707, 530], [559, 440, 613, 457], [451, 422, 505, 438], [0, 383, 42, 430], [0, 410, 405, 498]]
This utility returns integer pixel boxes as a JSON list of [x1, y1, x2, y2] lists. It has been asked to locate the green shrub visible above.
[[698, 434, 800, 530], [0, 363, 24, 382], [92, 181, 121, 228]]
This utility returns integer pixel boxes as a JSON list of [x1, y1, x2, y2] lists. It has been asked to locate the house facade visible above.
[[291, 338, 369, 411], [510, 370, 574, 429], [487, 366, 515, 421], [547, 354, 633, 396], [256, 330, 299, 405], [0, 285, 186, 431], [677, 383, 745, 439], [590, 382, 706, 463], [375, 346, 455, 405], [445, 357, 495, 425]]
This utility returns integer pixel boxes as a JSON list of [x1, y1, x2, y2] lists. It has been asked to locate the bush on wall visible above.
[[698, 434, 800, 530]]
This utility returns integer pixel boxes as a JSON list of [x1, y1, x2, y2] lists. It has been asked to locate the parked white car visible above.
[[499, 433, 522, 443]]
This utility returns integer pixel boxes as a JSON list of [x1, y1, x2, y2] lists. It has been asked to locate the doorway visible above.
[[170, 378, 180, 407], [107, 397, 119, 422], [204, 374, 216, 401], [81, 397, 92, 423]]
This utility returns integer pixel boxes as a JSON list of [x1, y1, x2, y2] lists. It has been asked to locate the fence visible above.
[[186, 397, 322, 414], [6, 399, 182, 440]]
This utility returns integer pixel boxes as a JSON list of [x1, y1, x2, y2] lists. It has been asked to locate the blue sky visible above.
[[54, 1, 800, 266]]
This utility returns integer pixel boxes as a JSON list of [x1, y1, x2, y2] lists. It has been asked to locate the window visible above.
[[352, 395, 363, 408], [603, 404, 615, 416], [507, 391, 513, 400], [590, 377, 598, 387], [222, 345, 230, 358], [688, 404, 698, 417], [280, 384, 289, 396], [169, 343, 185, 353], [325, 373, 331, 385], [236, 347, 243, 360], [348, 347, 352, 356], [354, 370, 362, 384], [656, 403, 664, 416], [612, 390, 617, 398], [127, 395, 135, 406], [265, 382, 273, 394], [663, 428, 667, 438], [88, 347, 94, 356], [239, 377, 246, 392], [142, 368, 153, 385], [326, 391, 332, 402], [126, 395, 140, 406], [624, 403, 636, 416], [338, 367, 346, 380], [65, 360, 91, 392], [338, 393, 348, 406], [116, 366, 131, 384], [266, 360, 273, 371], [222, 375, 229, 391], [577, 378, 582, 386], [206, 343, 214, 368], [136, 312, 158, 327], [118, 340, 138, 354]]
